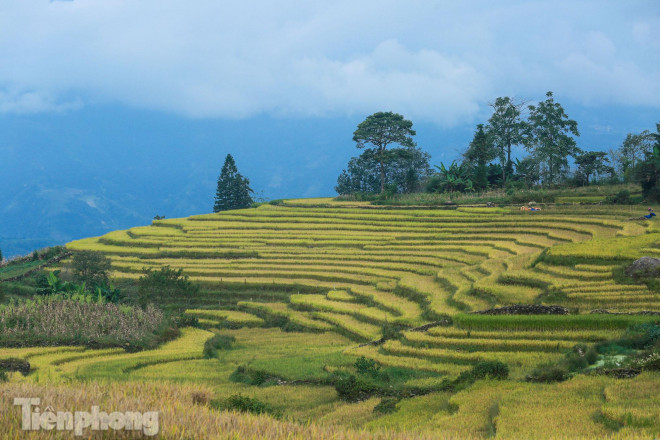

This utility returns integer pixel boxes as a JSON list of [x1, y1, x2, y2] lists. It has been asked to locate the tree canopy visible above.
[[352, 112, 416, 193], [634, 123, 660, 201], [70, 250, 112, 289], [487, 97, 527, 182], [214, 154, 254, 212], [574, 151, 611, 185], [525, 92, 580, 185], [336, 146, 431, 195]]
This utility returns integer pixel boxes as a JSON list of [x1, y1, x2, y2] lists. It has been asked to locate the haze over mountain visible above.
[[0, 1, 658, 257]]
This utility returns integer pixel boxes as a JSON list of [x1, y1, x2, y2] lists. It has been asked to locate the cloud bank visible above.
[[0, 0, 658, 125]]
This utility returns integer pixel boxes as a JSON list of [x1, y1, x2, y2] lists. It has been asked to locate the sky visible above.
[[0, 0, 659, 256], [1, 1, 658, 122]]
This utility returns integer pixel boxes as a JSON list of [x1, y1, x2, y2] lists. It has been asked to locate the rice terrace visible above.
[[1, 195, 659, 439], [1, 2, 660, 439]]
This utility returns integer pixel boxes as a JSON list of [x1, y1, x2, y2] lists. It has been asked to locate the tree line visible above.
[[336, 92, 660, 201]]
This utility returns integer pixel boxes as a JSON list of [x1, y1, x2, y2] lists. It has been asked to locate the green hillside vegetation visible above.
[[1, 200, 659, 438]]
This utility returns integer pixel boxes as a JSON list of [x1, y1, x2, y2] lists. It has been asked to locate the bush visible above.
[[333, 372, 378, 402], [70, 251, 112, 289], [203, 334, 235, 359], [229, 366, 278, 386], [137, 266, 199, 307], [526, 364, 569, 383], [471, 361, 509, 380], [565, 352, 588, 371], [0, 369, 6, 382], [381, 322, 403, 341], [630, 351, 660, 371], [175, 314, 200, 328], [373, 397, 399, 414], [585, 346, 599, 365], [601, 322, 660, 352], [605, 189, 632, 204], [0, 358, 31, 375], [212, 394, 277, 416], [355, 356, 380, 376]]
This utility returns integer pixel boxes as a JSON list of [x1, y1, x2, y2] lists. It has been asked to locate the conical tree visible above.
[[463, 124, 496, 190], [213, 154, 254, 212]]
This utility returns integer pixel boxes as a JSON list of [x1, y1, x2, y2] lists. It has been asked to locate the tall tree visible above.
[[574, 151, 610, 185], [352, 112, 416, 193], [463, 124, 497, 190], [487, 97, 527, 183], [213, 154, 254, 212], [613, 130, 653, 182], [525, 92, 580, 185], [634, 123, 660, 201]]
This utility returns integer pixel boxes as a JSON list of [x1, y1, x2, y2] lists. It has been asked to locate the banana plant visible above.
[[432, 161, 474, 193]]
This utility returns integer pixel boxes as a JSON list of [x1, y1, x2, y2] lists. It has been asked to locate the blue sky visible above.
[[0, 1, 659, 256]]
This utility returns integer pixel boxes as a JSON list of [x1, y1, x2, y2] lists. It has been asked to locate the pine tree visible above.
[[213, 154, 254, 212], [463, 124, 496, 190]]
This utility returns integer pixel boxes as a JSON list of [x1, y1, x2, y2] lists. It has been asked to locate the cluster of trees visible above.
[[335, 112, 432, 196], [336, 94, 660, 200]]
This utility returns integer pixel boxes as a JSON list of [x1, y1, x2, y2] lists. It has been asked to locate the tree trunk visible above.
[[380, 158, 385, 194], [505, 142, 512, 183]]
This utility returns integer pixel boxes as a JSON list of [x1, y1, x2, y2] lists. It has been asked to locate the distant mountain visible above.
[[0, 103, 655, 258]]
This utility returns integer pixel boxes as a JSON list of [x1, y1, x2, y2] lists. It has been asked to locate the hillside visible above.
[[69, 199, 659, 320], [2, 199, 658, 438]]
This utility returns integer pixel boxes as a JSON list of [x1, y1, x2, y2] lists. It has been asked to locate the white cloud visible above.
[[0, 89, 82, 114], [0, 1, 657, 124]]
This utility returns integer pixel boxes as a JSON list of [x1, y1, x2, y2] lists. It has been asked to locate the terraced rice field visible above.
[[62, 200, 660, 379], [69, 201, 658, 331], [2, 199, 659, 438]]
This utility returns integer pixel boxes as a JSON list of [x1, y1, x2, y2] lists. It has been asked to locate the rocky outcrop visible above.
[[625, 257, 660, 279]]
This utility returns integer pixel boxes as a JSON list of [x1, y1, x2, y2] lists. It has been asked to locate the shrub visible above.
[[212, 394, 277, 416], [585, 346, 599, 365], [0, 369, 6, 382], [137, 266, 199, 307], [0, 358, 31, 375], [381, 322, 403, 341], [175, 314, 200, 328], [203, 334, 235, 359], [471, 361, 509, 380], [229, 366, 278, 386], [333, 372, 378, 402], [373, 397, 399, 414], [70, 251, 112, 289], [565, 352, 588, 371], [630, 350, 660, 371], [355, 356, 380, 376], [605, 189, 632, 204], [526, 364, 569, 383]]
